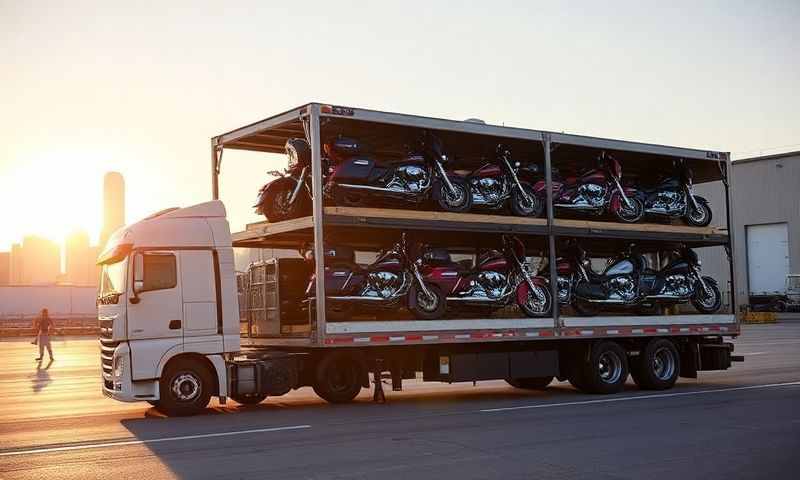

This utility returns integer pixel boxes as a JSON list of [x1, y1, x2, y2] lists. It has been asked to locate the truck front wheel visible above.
[[313, 352, 364, 404], [155, 358, 213, 416]]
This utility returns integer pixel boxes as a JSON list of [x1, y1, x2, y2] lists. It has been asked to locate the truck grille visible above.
[[100, 339, 119, 377], [99, 317, 114, 340]]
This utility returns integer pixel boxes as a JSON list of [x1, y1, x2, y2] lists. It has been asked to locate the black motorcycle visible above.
[[324, 133, 472, 213], [254, 138, 319, 223], [556, 244, 722, 315], [453, 144, 544, 217], [303, 233, 447, 320], [639, 160, 713, 227]]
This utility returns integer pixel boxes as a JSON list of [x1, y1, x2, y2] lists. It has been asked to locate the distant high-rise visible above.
[[65, 229, 96, 286], [9, 236, 60, 285], [99, 172, 125, 249], [0, 252, 9, 285]]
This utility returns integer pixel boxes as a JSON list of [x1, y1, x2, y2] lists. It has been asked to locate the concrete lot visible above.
[[1, 324, 799, 479]]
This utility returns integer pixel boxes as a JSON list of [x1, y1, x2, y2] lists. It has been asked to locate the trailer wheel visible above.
[[579, 341, 629, 394], [506, 376, 554, 390], [155, 358, 213, 416], [631, 339, 680, 390], [313, 352, 364, 404], [232, 394, 267, 406]]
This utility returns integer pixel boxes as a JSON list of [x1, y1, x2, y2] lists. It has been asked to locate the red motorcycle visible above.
[[418, 236, 552, 318], [533, 152, 644, 223]]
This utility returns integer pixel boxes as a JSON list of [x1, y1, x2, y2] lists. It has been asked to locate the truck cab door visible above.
[[128, 251, 183, 340]]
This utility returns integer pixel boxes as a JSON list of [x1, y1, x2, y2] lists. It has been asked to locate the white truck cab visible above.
[[98, 201, 240, 414]]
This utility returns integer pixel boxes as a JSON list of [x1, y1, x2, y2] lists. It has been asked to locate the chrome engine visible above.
[[574, 183, 606, 207], [471, 177, 507, 206], [386, 165, 431, 193], [557, 276, 572, 303], [365, 271, 405, 298], [461, 271, 509, 300], [661, 274, 692, 297], [648, 190, 685, 214], [606, 276, 637, 302]]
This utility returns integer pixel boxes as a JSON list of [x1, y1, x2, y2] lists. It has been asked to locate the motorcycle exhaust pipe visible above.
[[337, 183, 417, 195]]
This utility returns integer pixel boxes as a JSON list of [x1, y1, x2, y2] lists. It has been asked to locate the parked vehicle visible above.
[[420, 236, 552, 317], [454, 144, 543, 216], [639, 159, 713, 227], [324, 133, 472, 213], [254, 138, 319, 222], [533, 152, 644, 223], [550, 243, 722, 315], [303, 233, 446, 320]]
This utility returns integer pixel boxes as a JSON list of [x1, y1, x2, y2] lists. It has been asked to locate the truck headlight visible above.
[[113, 355, 125, 378]]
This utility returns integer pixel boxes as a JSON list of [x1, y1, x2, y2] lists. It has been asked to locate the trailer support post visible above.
[[211, 138, 220, 200], [309, 104, 327, 345], [722, 153, 738, 320], [543, 133, 560, 327]]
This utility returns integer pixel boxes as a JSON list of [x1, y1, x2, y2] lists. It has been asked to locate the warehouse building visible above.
[[695, 150, 799, 311]]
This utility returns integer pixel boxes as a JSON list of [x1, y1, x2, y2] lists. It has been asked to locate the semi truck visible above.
[[100, 103, 741, 416]]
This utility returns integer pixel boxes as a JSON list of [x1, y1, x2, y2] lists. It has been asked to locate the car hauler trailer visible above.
[[100, 103, 740, 416]]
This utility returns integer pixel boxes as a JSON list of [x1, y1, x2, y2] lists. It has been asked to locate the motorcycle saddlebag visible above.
[[422, 248, 452, 266], [331, 157, 375, 184], [573, 283, 607, 300]]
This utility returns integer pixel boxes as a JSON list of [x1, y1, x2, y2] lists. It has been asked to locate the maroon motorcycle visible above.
[[532, 152, 644, 223], [452, 144, 544, 217], [418, 236, 552, 318]]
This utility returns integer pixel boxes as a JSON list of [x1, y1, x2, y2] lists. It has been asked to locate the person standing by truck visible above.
[[34, 308, 54, 362]]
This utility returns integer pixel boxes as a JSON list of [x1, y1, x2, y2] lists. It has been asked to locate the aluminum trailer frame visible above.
[[211, 103, 738, 349]]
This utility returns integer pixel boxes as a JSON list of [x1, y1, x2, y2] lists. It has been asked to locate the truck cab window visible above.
[[142, 253, 177, 292]]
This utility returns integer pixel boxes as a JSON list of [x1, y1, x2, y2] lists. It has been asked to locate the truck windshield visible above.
[[99, 258, 127, 302]]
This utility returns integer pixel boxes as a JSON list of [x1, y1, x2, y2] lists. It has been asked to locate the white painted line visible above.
[[480, 382, 800, 413], [740, 351, 768, 356], [0, 424, 311, 457]]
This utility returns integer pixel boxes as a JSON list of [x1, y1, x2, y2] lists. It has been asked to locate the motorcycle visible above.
[[550, 243, 722, 315], [254, 138, 320, 223], [324, 133, 472, 213], [419, 235, 552, 318], [302, 233, 447, 320], [639, 159, 713, 227], [532, 152, 644, 223], [454, 144, 544, 217]]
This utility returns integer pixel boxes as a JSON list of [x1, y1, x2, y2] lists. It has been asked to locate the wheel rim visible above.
[[525, 285, 549, 314], [696, 287, 718, 309], [442, 183, 467, 208], [652, 346, 676, 381], [688, 205, 708, 224], [417, 288, 439, 312], [597, 351, 623, 384], [171, 372, 201, 402], [516, 189, 539, 215], [618, 199, 642, 221]]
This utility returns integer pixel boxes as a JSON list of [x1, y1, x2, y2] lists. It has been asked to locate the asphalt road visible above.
[[1, 324, 799, 480]]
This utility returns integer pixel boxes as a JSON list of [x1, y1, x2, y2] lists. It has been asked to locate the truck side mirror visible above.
[[131, 253, 144, 304]]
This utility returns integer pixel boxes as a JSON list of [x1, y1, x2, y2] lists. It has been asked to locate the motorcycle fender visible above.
[[516, 276, 547, 305], [254, 177, 293, 210], [702, 276, 719, 287]]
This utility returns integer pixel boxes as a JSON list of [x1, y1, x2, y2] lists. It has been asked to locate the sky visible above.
[[0, 0, 798, 251]]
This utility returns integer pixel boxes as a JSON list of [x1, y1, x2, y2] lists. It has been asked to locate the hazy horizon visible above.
[[1, 0, 798, 251]]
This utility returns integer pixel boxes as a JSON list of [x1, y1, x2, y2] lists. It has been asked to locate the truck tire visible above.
[[155, 358, 213, 416], [506, 376, 554, 390], [579, 341, 629, 394], [630, 339, 680, 390], [313, 352, 364, 404]]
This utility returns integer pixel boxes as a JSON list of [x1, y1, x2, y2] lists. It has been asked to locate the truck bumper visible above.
[[102, 342, 159, 403]]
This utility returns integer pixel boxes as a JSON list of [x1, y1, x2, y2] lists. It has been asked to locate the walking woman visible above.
[[34, 308, 54, 361]]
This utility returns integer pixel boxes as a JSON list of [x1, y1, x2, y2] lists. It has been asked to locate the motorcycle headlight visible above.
[[286, 146, 298, 169]]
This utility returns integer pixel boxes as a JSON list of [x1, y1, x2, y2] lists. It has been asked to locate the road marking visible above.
[[0, 424, 310, 457], [740, 351, 768, 356], [480, 381, 800, 413]]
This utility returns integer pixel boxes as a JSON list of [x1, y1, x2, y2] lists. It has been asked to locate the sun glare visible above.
[[0, 153, 104, 249]]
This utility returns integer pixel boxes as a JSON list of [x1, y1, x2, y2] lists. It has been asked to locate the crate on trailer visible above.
[[245, 259, 311, 337]]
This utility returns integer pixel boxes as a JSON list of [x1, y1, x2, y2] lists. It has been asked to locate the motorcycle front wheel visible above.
[[408, 283, 446, 320], [259, 178, 308, 222], [435, 178, 472, 213], [612, 196, 644, 223], [690, 279, 722, 313], [510, 183, 544, 217], [685, 203, 712, 227], [518, 283, 552, 317]]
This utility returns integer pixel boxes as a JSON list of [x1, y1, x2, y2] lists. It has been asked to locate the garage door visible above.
[[746, 223, 790, 294]]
